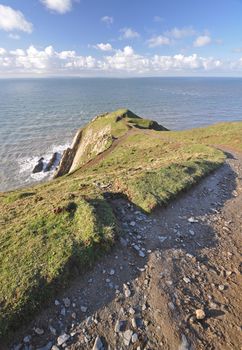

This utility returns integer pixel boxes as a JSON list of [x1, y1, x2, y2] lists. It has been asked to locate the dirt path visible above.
[[6, 149, 242, 350]]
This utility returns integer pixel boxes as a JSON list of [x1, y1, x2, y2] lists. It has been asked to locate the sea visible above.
[[0, 77, 242, 192]]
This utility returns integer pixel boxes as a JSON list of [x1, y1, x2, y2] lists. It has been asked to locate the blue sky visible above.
[[0, 0, 242, 76]]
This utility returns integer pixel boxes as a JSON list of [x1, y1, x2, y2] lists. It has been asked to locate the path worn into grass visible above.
[[7, 149, 242, 350]]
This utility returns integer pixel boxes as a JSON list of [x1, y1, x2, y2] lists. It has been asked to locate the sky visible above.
[[0, 0, 242, 77]]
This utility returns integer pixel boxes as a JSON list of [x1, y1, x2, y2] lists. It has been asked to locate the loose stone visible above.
[[132, 333, 138, 343], [34, 327, 44, 335], [92, 336, 104, 350], [81, 306, 88, 313], [63, 297, 71, 308], [57, 333, 70, 346], [195, 309, 206, 320], [123, 283, 131, 297], [123, 329, 133, 346]]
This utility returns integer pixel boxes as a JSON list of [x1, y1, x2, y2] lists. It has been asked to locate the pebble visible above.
[[132, 333, 138, 343], [218, 284, 225, 291], [188, 217, 199, 223], [195, 309, 206, 320], [159, 235, 167, 243], [115, 320, 126, 333], [92, 336, 104, 350], [60, 307, 66, 316], [123, 283, 131, 298], [63, 298, 71, 308], [49, 325, 57, 335], [54, 300, 60, 306], [139, 251, 145, 258], [131, 318, 138, 328], [57, 333, 70, 346], [109, 269, 115, 275], [130, 221, 136, 227], [129, 307, 135, 315], [81, 306, 88, 313], [23, 336, 31, 343], [123, 329, 133, 346], [183, 277, 191, 284], [34, 327, 44, 335], [51, 347, 59, 350]]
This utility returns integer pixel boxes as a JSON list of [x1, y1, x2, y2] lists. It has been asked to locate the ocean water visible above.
[[0, 77, 242, 192]]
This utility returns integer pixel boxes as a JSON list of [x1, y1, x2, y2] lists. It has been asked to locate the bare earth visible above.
[[5, 149, 242, 350]]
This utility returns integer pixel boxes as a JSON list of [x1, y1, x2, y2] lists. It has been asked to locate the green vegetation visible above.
[[0, 108, 241, 338], [168, 121, 242, 151]]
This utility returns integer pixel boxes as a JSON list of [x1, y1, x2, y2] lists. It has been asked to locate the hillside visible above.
[[0, 109, 242, 345]]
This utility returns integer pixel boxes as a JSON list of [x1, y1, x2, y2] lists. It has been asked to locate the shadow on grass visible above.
[[3, 159, 237, 349]]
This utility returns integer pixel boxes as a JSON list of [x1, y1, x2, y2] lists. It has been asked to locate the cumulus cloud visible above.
[[41, 0, 73, 14], [193, 35, 212, 47], [94, 43, 113, 52], [165, 26, 196, 39], [0, 5, 33, 33], [101, 16, 113, 26], [0, 44, 238, 76], [147, 35, 171, 47], [120, 27, 140, 39]]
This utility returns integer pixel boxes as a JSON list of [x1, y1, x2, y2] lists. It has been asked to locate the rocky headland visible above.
[[0, 109, 242, 350]]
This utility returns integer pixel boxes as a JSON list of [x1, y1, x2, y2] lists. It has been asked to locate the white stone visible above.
[[57, 333, 70, 346]]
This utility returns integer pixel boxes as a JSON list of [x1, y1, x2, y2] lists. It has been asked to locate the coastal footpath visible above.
[[0, 109, 241, 349]]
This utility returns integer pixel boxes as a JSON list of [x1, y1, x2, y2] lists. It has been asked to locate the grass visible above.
[[0, 194, 116, 337], [0, 108, 240, 339]]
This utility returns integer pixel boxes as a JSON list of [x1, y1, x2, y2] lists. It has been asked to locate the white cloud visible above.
[[0, 44, 239, 76], [94, 43, 113, 52], [147, 35, 171, 47], [41, 0, 73, 14], [165, 26, 196, 39], [120, 27, 140, 39], [193, 35, 212, 47], [0, 5, 33, 33], [101, 16, 113, 26], [0, 48, 7, 55]]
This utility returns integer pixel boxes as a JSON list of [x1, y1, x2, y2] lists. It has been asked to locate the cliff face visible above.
[[54, 109, 168, 177]]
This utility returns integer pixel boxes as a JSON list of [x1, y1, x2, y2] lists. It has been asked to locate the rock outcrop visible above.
[[44, 152, 59, 172], [32, 157, 44, 173], [54, 109, 168, 178]]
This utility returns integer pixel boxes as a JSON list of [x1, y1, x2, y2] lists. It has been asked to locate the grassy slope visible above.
[[0, 109, 241, 338]]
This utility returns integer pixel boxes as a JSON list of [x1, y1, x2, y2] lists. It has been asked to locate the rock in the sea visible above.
[[33, 157, 44, 173], [44, 152, 59, 172]]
